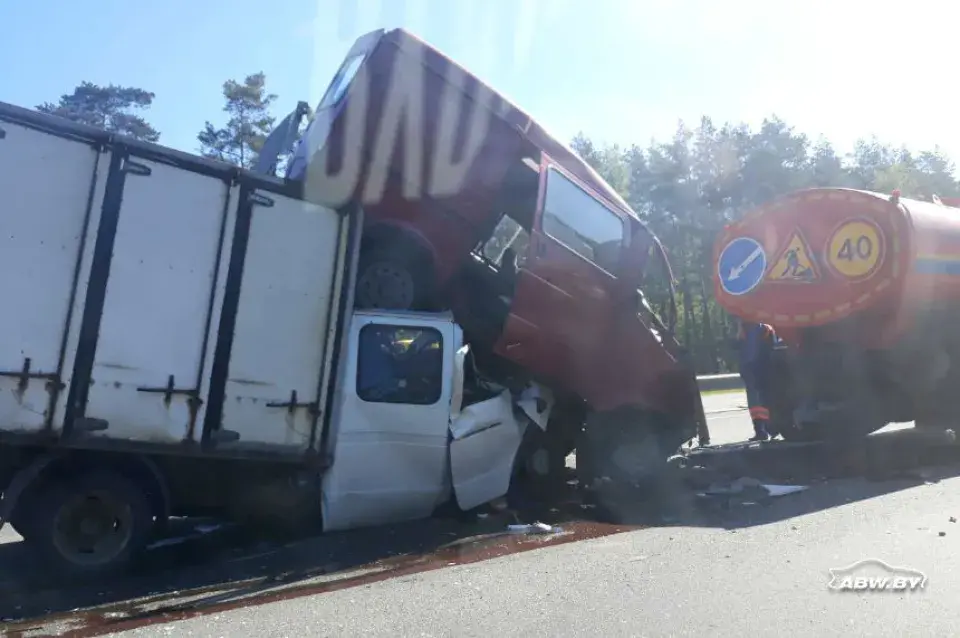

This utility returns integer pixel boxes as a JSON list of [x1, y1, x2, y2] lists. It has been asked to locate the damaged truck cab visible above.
[[275, 28, 706, 485], [0, 101, 552, 577]]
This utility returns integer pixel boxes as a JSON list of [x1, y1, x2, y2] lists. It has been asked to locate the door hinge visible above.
[[137, 374, 200, 405], [121, 159, 152, 176], [266, 390, 319, 416], [249, 192, 275, 207]]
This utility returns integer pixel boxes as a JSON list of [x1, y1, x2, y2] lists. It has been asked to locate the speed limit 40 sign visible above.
[[826, 219, 885, 281]]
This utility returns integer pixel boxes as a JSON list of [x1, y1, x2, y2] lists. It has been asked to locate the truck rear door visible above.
[[213, 188, 350, 452], [0, 117, 106, 432], [78, 155, 234, 443]]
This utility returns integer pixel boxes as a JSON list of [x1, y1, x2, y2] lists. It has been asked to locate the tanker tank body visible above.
[[713, 187, 960, 440]]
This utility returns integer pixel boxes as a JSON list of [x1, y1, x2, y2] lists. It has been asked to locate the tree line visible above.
[[33, 80, 960, 373], [36, 76, 279, 170], [568, 122, 960, 373]]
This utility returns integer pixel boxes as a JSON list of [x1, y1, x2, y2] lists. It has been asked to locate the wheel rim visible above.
[[528, 448, 552, 477], [356, 262, 415, 309], [609, 435, 661, 484], [52, 490, 134, 567]]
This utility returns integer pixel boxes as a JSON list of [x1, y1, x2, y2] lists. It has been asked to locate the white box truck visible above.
[[0, 101, 553, 577]]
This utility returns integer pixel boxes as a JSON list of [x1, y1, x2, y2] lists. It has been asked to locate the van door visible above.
[[500, 159, 628, 391], [321, 317, 455, 532], [448, 346, 526, 510]]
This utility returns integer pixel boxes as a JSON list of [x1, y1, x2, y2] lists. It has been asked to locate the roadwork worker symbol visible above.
[[768, 231, 819, 283]]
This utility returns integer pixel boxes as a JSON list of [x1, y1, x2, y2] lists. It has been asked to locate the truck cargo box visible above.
[[0, 101, 354, 458]]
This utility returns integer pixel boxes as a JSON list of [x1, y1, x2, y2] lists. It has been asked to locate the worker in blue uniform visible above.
[[737, 320, 777, 442]]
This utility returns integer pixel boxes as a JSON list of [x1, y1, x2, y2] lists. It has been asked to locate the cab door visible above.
[[448, 345, 525, 510], [321, 318, 455, 532], [498, 157, 628, 393]]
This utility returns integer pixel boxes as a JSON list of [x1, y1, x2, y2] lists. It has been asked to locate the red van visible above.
[[285, 28, 706, 485]]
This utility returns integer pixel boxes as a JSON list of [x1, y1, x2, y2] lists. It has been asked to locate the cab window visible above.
[[357, 325, 443, 405], [481, 215, 529, 268], [541, 168, 625, 274]]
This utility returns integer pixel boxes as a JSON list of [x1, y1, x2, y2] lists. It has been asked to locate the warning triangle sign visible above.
[[767, 230, 819, 283]]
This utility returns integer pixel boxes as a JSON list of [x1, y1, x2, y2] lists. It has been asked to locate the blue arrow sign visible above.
[[718, 237, 766, 296]]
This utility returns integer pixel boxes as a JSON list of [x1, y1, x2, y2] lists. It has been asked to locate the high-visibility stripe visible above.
[[749, 406, 770, 420]]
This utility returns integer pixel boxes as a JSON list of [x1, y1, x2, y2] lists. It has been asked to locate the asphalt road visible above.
[[4, 392, 960, 637]]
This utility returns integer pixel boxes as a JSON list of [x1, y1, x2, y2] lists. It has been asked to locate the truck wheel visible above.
[[516, 426, 570, 495], [28, 470, 154, 578], [355, 246, 433, 311], [576, 409, 671, 523], [576, 408, 666, 492]]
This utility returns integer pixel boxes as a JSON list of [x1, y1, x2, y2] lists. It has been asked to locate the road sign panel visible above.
[[768, 230, 819, 283], [718, 237, 766, 296], [826, 219, 884, 280]]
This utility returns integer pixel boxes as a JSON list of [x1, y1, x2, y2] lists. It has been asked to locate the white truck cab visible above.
[[323, 310, 528, 531], [0, 100, 546, 577]]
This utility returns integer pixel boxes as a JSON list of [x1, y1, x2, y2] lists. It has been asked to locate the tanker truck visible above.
[[713, 187, 960, 441]]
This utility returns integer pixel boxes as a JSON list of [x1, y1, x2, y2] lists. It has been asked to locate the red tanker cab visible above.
[[284, 28, 688, 418]]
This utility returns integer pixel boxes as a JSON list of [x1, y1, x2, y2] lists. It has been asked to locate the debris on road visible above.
[[763, 485, 809, 497], [507, 522, 562, 535]]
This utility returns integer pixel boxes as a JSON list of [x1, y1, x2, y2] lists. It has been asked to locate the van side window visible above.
[[541, 168, 625, 274], [356, 325, 443, 405]]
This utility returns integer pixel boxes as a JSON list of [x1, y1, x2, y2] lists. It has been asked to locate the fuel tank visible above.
[[713, 188, 960, 343]]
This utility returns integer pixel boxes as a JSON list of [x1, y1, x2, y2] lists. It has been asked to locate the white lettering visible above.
[[427, 66, 498, 198], [301, 65, 369, 208], [363, 42, 425, 204]]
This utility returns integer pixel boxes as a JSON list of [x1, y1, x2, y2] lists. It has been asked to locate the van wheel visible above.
[[356, 246, 433, 311], [28, 470, 154, 579]]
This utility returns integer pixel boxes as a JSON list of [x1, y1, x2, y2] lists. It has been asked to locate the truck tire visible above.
[[576, 408, 666, 494], [355, 245, 433, 311], [27, 470, 154, 579], [515, 426, 571, 496]]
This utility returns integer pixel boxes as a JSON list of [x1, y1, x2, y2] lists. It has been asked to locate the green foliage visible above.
[[570, 117, 960, 373], [36, 82, 160, 142], [198, 72, 277, 169]]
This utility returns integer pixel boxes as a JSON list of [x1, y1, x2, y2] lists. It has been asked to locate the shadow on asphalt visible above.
[[3, 426, 960, 636]]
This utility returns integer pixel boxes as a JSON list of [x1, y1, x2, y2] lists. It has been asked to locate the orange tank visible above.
[[713, 188, 960, 347]]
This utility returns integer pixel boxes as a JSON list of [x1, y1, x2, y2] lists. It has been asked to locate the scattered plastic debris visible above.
[[762, 485, 808, 497], [507, 522, 561, 534], [950, 517, 957, 523], [146, 522, 227, 550], [939, 531, 946, 537], [704, 477, 762, 495]]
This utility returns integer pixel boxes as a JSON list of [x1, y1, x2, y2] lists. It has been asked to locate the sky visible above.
[[4, 0, 959, 161]]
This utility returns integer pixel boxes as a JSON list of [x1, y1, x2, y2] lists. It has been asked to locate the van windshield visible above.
[[319, 54, 365, 110]]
